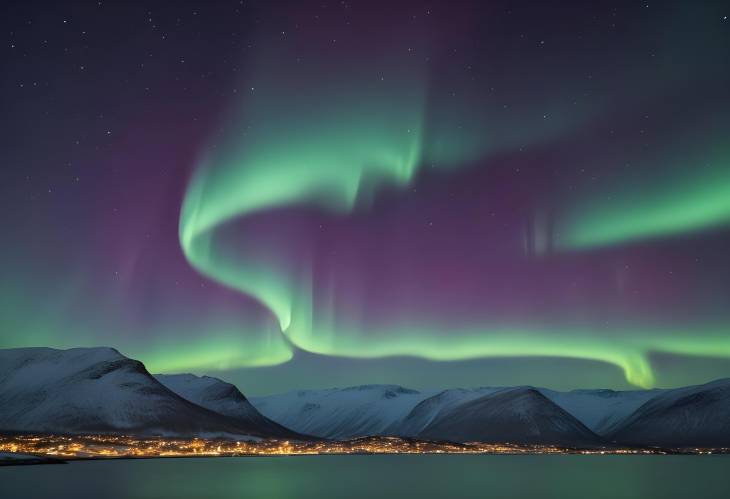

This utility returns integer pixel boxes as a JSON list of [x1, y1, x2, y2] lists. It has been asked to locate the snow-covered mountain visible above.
[[608, 378, 730, 447], [251, 384, 664, 441], [250, 385, 434, 439], [387, 387, 501, 437], [0, 347, 298, 439], [415, 387, 603, 446], [4, 346, 728, 447], [154, 373, 300, 438], [391, 387, 660, 437], [540, 388, 663, 435]]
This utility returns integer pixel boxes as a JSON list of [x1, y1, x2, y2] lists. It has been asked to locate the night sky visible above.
[[2, 1, 730, 394]]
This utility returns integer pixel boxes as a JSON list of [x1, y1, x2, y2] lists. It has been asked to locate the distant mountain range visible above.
[[249, 384, 659, 443], [250, 380, 730, 448], [1, 347, 729, 448], [250, 385, 427, 440]]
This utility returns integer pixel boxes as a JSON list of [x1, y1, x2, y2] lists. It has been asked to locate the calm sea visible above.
[[2, 454, 728, 499]]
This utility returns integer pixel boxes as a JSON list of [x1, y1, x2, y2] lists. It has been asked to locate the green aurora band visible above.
[[177, 28, 730, 389], [559, 141, 730, 249], [5, 1, 730, 393]]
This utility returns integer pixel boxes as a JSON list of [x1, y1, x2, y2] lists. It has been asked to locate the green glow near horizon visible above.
[[142, 337, 294, 374]]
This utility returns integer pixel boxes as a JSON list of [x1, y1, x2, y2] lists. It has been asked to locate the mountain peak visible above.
[[416, 386, 602, 445], [0, 347, 302, 440], [154, 373, 302, 439], [609, 377, 730, 447]]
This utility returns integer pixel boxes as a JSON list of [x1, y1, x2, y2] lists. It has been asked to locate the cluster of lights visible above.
[[3, 434, 720, 460]]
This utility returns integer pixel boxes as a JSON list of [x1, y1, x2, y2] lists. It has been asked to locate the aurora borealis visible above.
[[2, 0, 730, 393]]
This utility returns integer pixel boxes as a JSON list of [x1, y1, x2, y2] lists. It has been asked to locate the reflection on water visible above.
[[2, 455, 728, 499]]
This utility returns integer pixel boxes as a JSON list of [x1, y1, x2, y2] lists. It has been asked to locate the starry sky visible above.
[[2, 0, 730, 394]]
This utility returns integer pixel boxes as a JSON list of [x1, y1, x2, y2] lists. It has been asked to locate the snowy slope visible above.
[[393, 386, 661, 437], [608, 378, 730, 447], [250, 385, 435, 439], [0, 347, 292, 438], [254, 382, 664, 440], [388, 387, 501, 437], [417, 387, 603, 446], [10, 348, 722, 448], [540, 388, 663, 435], [252, 384, 604, 445], [155, 373, 301, 439]]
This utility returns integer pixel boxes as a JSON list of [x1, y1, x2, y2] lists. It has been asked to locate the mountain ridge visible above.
[[608, 378, 730, 447], [416, 387, 603, 446], [2, 347, 729, 447], [251, 380, 730, 447], [0, 347, 301, 440]]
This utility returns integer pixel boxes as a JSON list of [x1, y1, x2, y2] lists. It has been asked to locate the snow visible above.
[[155, 373, 254, 418], [250, 385, 438, 439], [4, 347, 728, 446], [390, 387, 502, 436], [415, 387, 603, 445], [609, 378, 730, 446], [154, 373, 301, 439], [0, 347, 287, 439], [251, 383, 662, 440], [0, 347, 160, 431], [539, 388, 664, 434]]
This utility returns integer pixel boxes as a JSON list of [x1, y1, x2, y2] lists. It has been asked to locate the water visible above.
[[2, 455, 728, 499]]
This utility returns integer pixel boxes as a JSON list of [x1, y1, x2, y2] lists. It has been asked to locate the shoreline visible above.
[[2, 434, 726, 466]]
